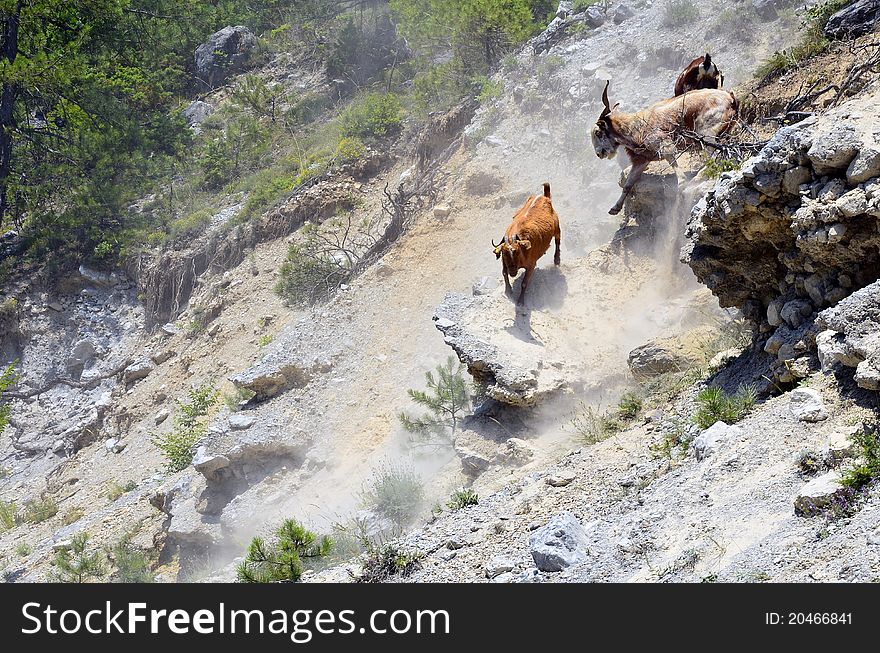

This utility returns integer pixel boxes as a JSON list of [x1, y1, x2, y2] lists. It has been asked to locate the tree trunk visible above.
[[0, 2, 23, 227]]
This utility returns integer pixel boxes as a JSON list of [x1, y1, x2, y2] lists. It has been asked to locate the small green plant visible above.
[[15, 542, 31, 557], [223, 386, 256, 412], [0, 500, 17, 531], [703, 156, 741, 179], [363, 462, 425, 528], [398, 357, 471, 445], [354, 545, 423, 583], [617, 391, 643, 421], [475, 76, 504, 104], [51, 533, 106, 583], [107, 480, 138, 501], [693, 385, 757, 429], [112, 537, 155, 583], [570, 403, 622, 444], [447, 488, 479, 510], [334, 136, 367, 163], [0, 362, 18, 434], [663, 0, 700, 27], [275, 241, 346, 306], [237, 519, 332, 583], [257, 334, 273, 348], [23, 496, 58, 524], [152, 383, 219, 472], [340, 92, 403, 141], [840, 424, 880, 490], [61, 508, 85, 526]]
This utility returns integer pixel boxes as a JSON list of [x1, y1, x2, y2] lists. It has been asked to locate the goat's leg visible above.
[[517, 266, 535, 306], [609, 160, 648, 215], [503, 267, 514, 300], [554, 230, 561, 266]]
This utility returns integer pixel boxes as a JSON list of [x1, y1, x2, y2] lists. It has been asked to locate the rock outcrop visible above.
[[684, 88, 880, 384], [824, 0, 880, 40], [816, 279, 880, 389], [195, 26, 256, 89]]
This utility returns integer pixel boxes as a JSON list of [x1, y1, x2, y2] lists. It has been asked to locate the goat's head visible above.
[[591, 80, 619, 160], [492, 235, 531, 260], [699, 53, 721, 85]]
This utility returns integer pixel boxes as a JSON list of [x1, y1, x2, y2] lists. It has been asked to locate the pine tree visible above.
[[237, 519, 332, 583], [398, 356, 471, 443], [51, 533, 106, 583]]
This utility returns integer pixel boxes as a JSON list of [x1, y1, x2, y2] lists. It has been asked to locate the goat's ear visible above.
[[519, 239, 532, 250]]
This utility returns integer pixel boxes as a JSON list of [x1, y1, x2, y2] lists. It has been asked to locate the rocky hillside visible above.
[[2, 0, 880, 584]]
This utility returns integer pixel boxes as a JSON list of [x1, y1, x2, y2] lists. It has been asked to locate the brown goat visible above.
[[492, 183, 561, 305], [591, 80, 739, 215], [674, 53, 723, 96]]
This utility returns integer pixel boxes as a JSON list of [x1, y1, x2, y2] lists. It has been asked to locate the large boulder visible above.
[[528, 512, 590, 571], [788, 388, 829, 422], [794, 471, 848, 517], [195, 26, 256, 89], [692, 421, 743, 460], [816, 279, 880, 390], [627, 340, 692, 379], [824, 0, 880, 40]]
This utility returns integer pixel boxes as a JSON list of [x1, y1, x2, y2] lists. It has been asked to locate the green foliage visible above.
[[334, 136, 367, 163], [0, 500, 17, 532], [232, 74, 284, 121], [756, 0, 848, 78], [223, 386, 256, 412], [693, 385, 757, 429], [258, 334, 273, 347], [107, 480, 138, 501], [275, 241, 346, 306], [573, 0, 605, 11], [340, 93, 403, 142], [703, 157, 742, 179], [112, 537, 155, 583], [51, 533, 106, 583], [399, 357, 472, 443], [447, 488, 479, 510], [23, 496, 58, 524], [199, 114, 271, 188], [237, 518, 332, 583], [571, 404, 622, 444], [0, 362, 17, 434], [240, 169, 296, 221], [355, 545, 423, 583], [363, 462, 425, 528], [61, 508, 85, 527], [152, 383, 219, 473], [662, 0, 700, 27], [475, 76, 504, 104], [840, 424, 880, 490], [15, 542, 31, 557], [617, 391, 643, 421]]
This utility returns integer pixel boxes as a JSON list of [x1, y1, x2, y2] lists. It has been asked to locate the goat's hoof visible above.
[[554, 257, 561, 266], [608, 206, 621, 216]]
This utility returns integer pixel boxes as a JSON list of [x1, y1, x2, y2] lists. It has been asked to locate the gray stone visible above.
[[192, 446, 231, 478], [433, 204, 452, 219], [104, 438, 125, 453], [692, 422, 743, 461], [794, 471, 846, 517], [195, 26, 256, 89], [528, 512, 590, 572], [835, 189, 868, 217], [183, 101, 214, 131], [780, 300, 813, 328], [546, 470, 576, 487], [613, 4, 635, 24], [782, 165, 811, 195], [154, 409, 171, 425], [123, 359, 155, 385], [789, 388, 829, 422], [824, 0, 880, 40], [485, 555, 516, 578], [627, 341, 690, 379], [816, 330, 862, 369], [847, 143, 880, 184], [583, 5, 605, 28], [228, 413, 256, 430]]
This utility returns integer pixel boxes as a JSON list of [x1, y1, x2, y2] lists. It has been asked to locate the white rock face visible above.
[[692, 422, 743, 461], [789, 388, 829, 422], [228, 413, 256, 430], [485, 555, 516, 579]]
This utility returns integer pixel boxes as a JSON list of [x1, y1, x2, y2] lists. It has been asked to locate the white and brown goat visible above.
[[591, 81, 739, 215]]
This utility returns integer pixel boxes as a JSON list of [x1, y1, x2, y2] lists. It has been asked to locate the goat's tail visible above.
[[543, 182, 551, 198]]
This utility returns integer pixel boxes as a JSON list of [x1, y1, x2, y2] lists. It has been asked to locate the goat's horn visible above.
[[600, 80, 611, 119], [491, 238, 498, 248]]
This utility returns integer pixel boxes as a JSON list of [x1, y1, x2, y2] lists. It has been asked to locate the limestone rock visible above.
[[794, 472, 846, 517], [195, 26, 256, 89], [692, 422, 743, 461], [528, 512, 590, 572], [789, 388, 829, 422]]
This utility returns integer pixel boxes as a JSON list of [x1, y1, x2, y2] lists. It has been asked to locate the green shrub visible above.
[[693, 385, 757, 429], [617, 391, 643, 421], [169, 208, 212, 240], [662, 0, 699, 27], [152, 383, 219, 472], [107, 480, 138, 501], [571, 403, 622, 444], [354, 545, 422, 583], [51, 533, 106, 583], [840, 424, 880, 490], [15, 542, 31, 557], [334, 136, 367, 163], [447, 488, 479, 510], [363, 462, 425, 528], [0, 500, 17, 531], [0, 362, 18, 434], [275, 242, 346, 306], [61, 508, 85, 526], [239, 169, 297, 221], [23, 496, 58, 524], [340, 93, 403, 141], [399, 357, 472, 444], [237, 519, 332, 583], [704, 157, 741, 179], [112, 537, 155, 583]]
